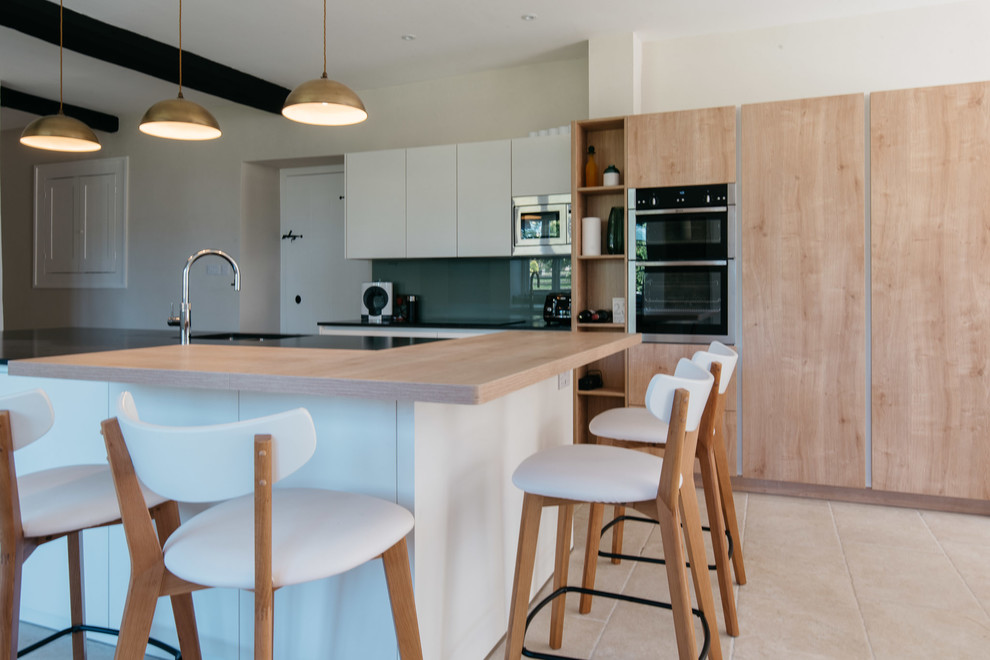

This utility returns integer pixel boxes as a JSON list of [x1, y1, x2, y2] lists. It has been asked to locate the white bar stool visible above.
[[101, 391, 423, 660], [0, 388, 194, 660], [504, 359, 721, 660], [581, 341, 744, 637]]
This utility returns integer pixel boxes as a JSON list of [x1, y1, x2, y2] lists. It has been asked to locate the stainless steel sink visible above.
[[191, 332, 306, 342]]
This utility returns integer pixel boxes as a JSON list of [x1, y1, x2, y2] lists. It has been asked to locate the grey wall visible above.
[[0, 57, 589, 330]]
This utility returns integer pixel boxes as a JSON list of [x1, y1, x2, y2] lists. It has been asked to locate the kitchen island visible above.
[[4, 330, 639, 659]]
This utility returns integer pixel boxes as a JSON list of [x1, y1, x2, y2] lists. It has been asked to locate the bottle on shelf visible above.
[[606, 206, 624, 255], [585, 146, 598, 187]]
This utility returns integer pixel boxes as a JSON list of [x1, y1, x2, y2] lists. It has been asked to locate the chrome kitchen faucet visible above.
[[167, 249, 241, 345]]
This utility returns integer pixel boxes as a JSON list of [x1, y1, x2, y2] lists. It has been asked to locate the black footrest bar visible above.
[[520, 585, 710, 660], [17, 624, 181, 658], [599, 514, 734, 570]]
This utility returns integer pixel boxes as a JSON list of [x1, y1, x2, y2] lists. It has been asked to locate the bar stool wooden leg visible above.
[[0, 539, 25, 660], [699, 446, 738, 636], [381, 538, 423, 660], [150, 503, 202, 660], [609, 505, 625, 564], [549, 504, 573, 649], [505, 493, 544, 660], [112, 564, 164, 660], [712, 433, 746, 585], [680, 484, 724, 660], [655, 502, 697, 660], [578, 502, 604, 614], [67, 531, 88, 660]]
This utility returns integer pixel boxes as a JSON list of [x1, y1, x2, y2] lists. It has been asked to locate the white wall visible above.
[[0, 57, 589, 330], [640, 0, 990, 112]]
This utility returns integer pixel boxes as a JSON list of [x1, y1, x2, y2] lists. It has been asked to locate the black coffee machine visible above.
[[543, 293, 571, 326]]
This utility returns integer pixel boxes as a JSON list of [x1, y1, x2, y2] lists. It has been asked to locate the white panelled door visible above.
[[280, 166, 371, 334]]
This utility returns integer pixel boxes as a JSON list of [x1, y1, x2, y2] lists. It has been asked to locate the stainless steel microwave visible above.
[[511, 194, 571, 256]]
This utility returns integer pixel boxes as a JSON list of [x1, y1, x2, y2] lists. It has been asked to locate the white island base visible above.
[[1, 369, 570, 659]]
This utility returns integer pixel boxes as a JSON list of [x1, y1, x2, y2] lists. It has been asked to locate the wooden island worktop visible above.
[[3, 330, 639, 660], [8, 331, 640, 405]]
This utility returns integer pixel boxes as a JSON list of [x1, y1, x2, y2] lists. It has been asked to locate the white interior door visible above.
[[280, 166, 371, 334]]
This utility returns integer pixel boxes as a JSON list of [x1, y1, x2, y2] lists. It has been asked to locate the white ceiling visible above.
[[0, 0, 963, 130]]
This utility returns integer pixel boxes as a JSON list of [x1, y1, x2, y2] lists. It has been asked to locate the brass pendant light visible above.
[[282, 0, 367, 126], [20, 0, 101, 153], [140, 0, 221, 140]]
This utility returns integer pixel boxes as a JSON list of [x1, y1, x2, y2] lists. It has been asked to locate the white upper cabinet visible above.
[[346, 136, 563, 259], [34, 157, 128, 288], [511, 134, 571, 196], [457, 139, 512, 257], [406, 145, 457, 258], [345, 149, 406, 259]]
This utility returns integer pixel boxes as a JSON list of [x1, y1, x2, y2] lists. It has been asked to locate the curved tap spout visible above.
[[179, 249, 241, 345]]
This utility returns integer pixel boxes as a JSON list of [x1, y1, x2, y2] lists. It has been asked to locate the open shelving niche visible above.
[[570, 117, 630, 444]]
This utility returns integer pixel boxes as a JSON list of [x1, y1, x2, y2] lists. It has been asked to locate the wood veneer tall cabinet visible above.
[[740, 94, 866, 488], [571, 117, 628, 444], [871, 82, 990, 500]]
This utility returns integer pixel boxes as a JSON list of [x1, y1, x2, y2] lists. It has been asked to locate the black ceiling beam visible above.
[[1, 85, 120, 133], [1, 0, 291, 115]]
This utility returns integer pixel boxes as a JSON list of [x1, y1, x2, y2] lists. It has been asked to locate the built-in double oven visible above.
[[627, 183, 736, 343]]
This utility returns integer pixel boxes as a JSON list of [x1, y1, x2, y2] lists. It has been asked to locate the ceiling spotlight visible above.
[[401, 34, 417, 41], [521, 14, 538, 21]]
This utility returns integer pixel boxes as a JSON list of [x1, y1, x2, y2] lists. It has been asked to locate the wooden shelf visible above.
[[576, 388, 625, 399], [576, 254, 625, 261], [576, 323, 626, 331], [577, 185, 625, 196]]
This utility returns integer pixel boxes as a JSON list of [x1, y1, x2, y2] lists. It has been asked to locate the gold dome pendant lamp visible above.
[[139, 0, 221, 140], [282, 0, 367, 126], [20, 0, 101, 152]]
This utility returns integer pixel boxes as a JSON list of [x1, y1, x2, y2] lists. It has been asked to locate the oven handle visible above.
[[632, 260, 728, 267], [631, 206, 728, 215]]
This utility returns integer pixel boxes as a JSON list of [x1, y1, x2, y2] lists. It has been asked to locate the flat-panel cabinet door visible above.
[[872, 82, 990, 500], [626, 107, 736, 187], [457, 139, 511, 257], [407, 145, 457, 258], [740, 94, 866, 489], [511, 134, 570, 196], [345, 149, 406, 259]]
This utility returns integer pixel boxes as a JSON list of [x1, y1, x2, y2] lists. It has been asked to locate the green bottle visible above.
[[606, 206, 624, 255]]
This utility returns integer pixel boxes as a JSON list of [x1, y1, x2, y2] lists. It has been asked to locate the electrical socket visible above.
[[557, 371, 571, 390]]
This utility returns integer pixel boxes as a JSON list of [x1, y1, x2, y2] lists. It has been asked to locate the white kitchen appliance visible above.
[[361, 281, 393, 324]]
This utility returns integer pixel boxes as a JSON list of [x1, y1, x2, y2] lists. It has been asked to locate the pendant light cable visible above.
[[322, 0, 327, 78], [178, 0, 184, 97], [58, 0, 63, 112]]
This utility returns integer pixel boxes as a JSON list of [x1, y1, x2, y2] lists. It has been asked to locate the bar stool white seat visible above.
[[102, 392, 423, 660], [162, 488, 413, 589], [581, 341, 744, 638], [504, 359, 721, 660], [0, 388, 191, 660]]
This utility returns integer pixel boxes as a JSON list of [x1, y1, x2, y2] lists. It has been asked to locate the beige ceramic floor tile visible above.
[[830, 500, 940, 551], [591, 594, 721, 660], [733, 586, 872, 660], [744, 493, 842, 553], [921, 509, 990, 546], [842, 539, 981, 611], [859, 599, 990, 659], [941, 540, 990, 617]]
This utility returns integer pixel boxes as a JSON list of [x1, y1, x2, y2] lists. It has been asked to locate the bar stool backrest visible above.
[[0, 389, 54, 451], [644, 358, 714, 433], [115, 392, 316, 503], [692, 341, 738, 395]]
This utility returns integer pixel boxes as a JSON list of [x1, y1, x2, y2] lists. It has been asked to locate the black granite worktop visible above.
[[0, 328, 444, 364]]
